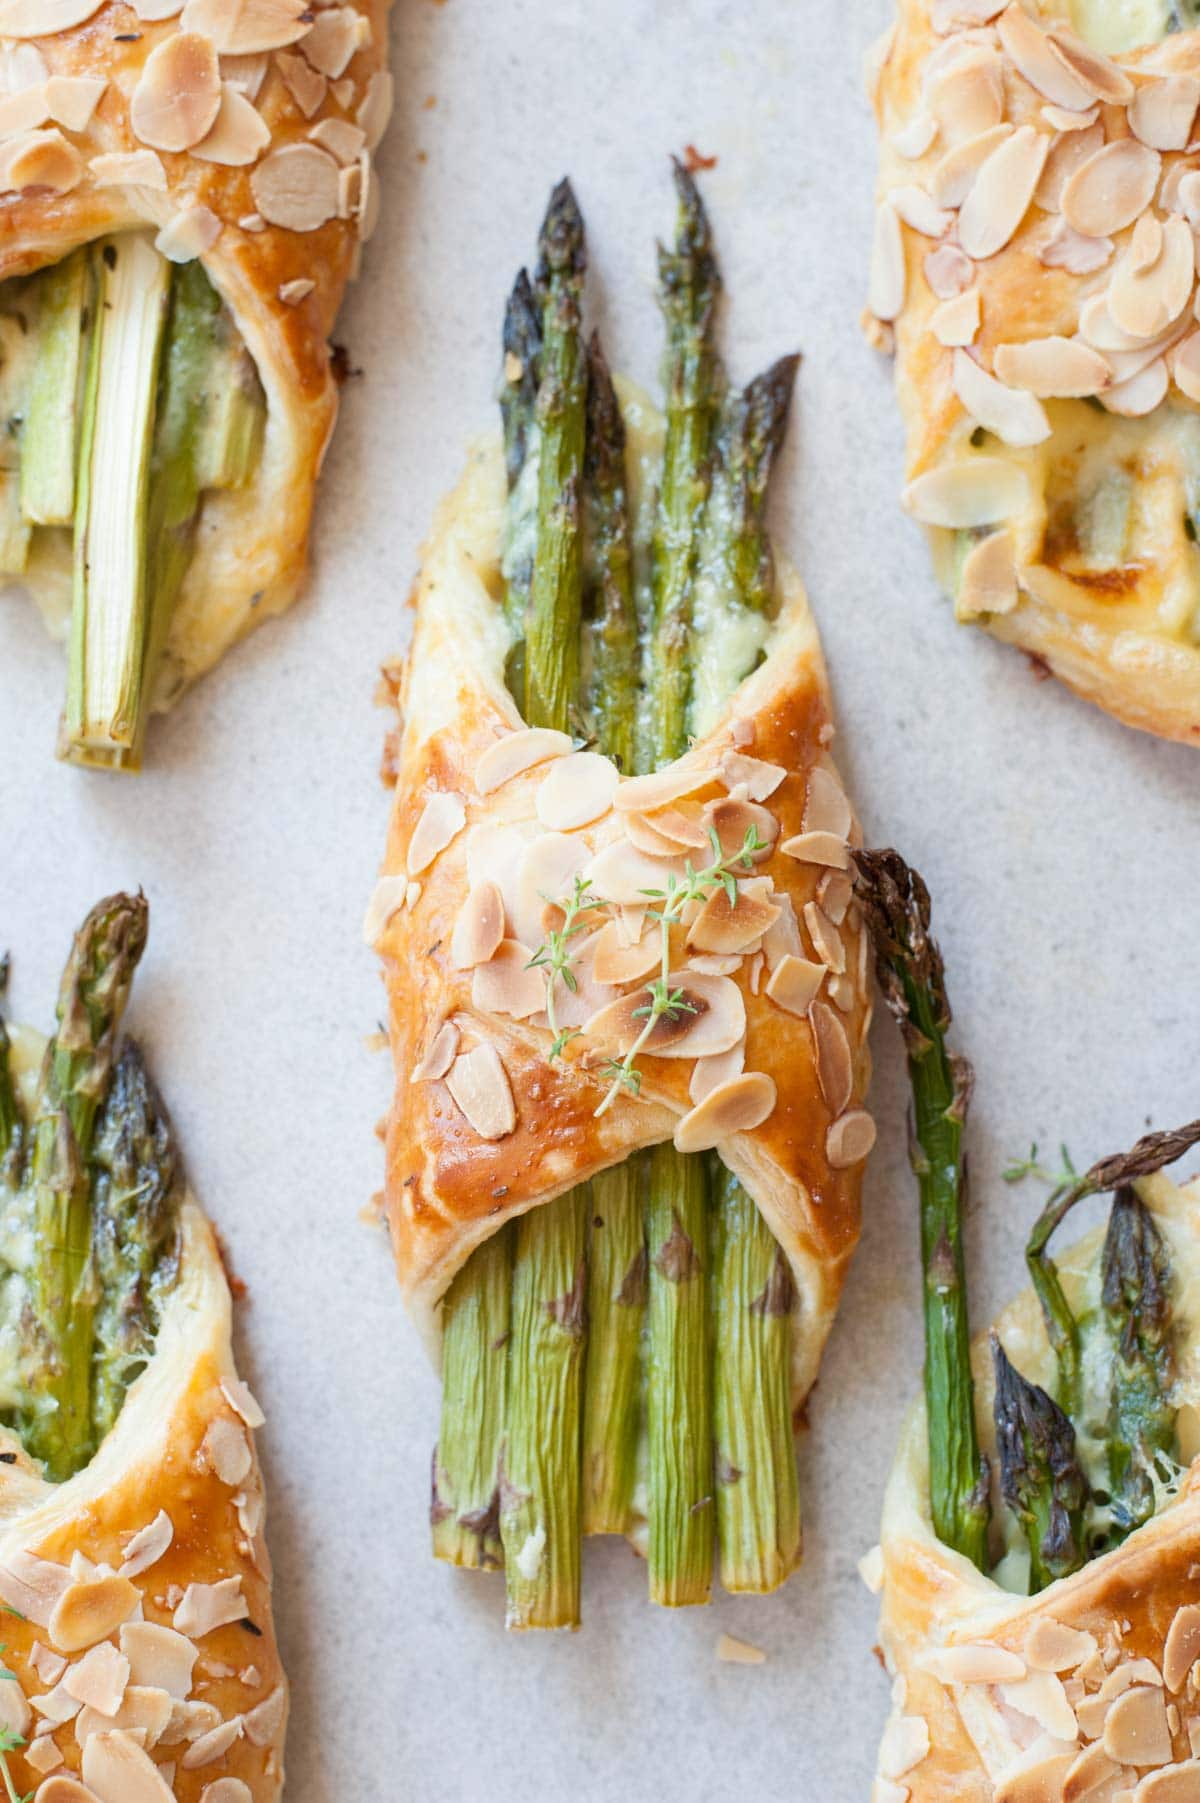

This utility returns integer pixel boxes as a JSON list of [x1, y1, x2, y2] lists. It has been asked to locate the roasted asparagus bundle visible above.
[[372, 169, 876, 1631], [858, 847, 1200, 1800]]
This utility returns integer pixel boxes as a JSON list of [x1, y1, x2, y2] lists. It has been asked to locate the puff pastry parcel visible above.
[[0, 895, 285, 1801], [869, 0, 1200, 745], [370, 172, 876, 1628], [0, 0, 393, 766]]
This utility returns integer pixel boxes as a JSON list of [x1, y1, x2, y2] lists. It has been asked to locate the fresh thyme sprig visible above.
[[527, 873, 597, 1060], [0, 1725, 31, 1803], [1004, 1142, 1078, 1191]]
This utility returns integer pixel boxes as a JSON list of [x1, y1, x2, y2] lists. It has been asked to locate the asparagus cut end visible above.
[[432, 1226, 512, 1571]]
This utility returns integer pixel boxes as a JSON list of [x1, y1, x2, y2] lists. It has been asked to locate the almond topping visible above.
[[154, 205, 222, 263], [193, 81, 271, 164], [357, 68, 394, 149], [923, 1643, 1026, 1683], [997, 4, 1097, 109], [1163, 1606, 1200, 1693], [445, 1044, 516, 1140], [826, 1109, 877, 1168], [83, 1729, 175, 1800], [632, 805, 709, 850], [586, 972, 745, 1061], [878, 1713, 930, 1781], [1047, 28, 1131, 103], [622, 811, 694, 858], [242, 1685, 285, 1747], [27, 1743, 65, 1780], [309, 116, 366, 164], [953, 350, 1052, 447], [36, 1779, 103, 1803], [1000, 1669, 1079, 1743], [1130, 76, 1200, 152], [279, 278, 314, 306], [130, 32, 221, 153], [1135, 1763, 1200, 1801], [180, 0, 309, 53], [804, 766, 852, 838], [1108, 213, 1193, 342], [250, 141, 341, 231], [200, 1784, 253, 1803], [119, 1625, 197, 1702], [411, 1019, 460, 1083], [362, 874, 408, 947], [718, 751, 786, 801], [1038, 220, 1114, 275], [119, 1510, 173, 1580], [536, 750, 620, 830], [1024, 1619, 1099, 1673], [275, 48, 326, 117], [995, 1752, 1076, 1803], [804, 901, 846, 972], [811, 1001, 853, 1112], [868, 201, 906, 322], [1102, 357, 1168, 417], [688, 1039, 746, 1105], [3, 128, 81, 193], [1104, 1686, 1172, 1766], [957, 124, 1049, 261], [1035, 123, 1105, 214], [818, 870, 853, 925], [0, 87, 48, 136], [780, 830, 849, 870], [48, 1577, 138, 1654], [765, 956, 825, 1026], [202, 1416, 251, 1485], [994, 336, 1111, 398], [890, 183, 953, 239], [1061, 140, 1161, 239], [515, 831, 590, 944], [63, 1644, 130, 1717], [406, 792, 467, 876], [927, 48, 1004, 142], [674, 1071, 777, 1153], [892, 112, 938, 159], [1172, 330, 1200, 403], [1062, 1741, 1122, 1802], [471, 940, 545, 1020], [44, 76, 105, 132], [931, 289, 981, 347], [929, 123, 1011, 209], [89, 151, 168, 191], [704, 796, 778, 861], [451, 881, 505, 969], [0, 0, 102, 31], [173, 1577, 246, 1639], [687, 953, 742, 976], [687, 882, 780, 955], [902, 457, 1028, 527], [763, 892, 803, 968], [476, 727, 572, 793], [958, 527, 1018, 618], [924, 243, 976, 298], [302, 4, 362, 77], [180, 1718, 242, 1768], [715, 1632, 766, 1665], [614, 766, 719, 813], [584, 838, 687, 907], [591, 920, 661, 986]]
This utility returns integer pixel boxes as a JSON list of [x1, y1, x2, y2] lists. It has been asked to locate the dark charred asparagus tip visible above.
[[1102, 1187, 1177, 1539], [991, 1332, 1088, 1593], [658, 159, 721, 368], [718, 353, 801, 616], [0, 955, 22, 1187], [500, 268, 542, 492], [534, 178, 588, 310]]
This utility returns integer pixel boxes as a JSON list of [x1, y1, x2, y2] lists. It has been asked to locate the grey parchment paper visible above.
[[2, 1, 1199, 1797]]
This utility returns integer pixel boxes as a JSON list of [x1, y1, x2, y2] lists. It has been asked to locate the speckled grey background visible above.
[[1, 1, 1198, 1797]]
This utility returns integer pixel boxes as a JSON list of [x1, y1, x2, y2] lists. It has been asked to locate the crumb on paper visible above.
[[682, 144, 717, 173], [716, 1633, 766, 1666], [364, 1031, 389, 1053]]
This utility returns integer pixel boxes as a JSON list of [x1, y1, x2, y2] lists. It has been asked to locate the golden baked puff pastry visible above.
[[867, 0, 1200, 745], [369, 174, 877, 1628], [0, 894, 285, 1801], [856, 850, 1200, 1803], [0, 0, 393, 767]]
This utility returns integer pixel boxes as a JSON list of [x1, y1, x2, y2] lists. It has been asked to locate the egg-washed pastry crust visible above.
[[869, 0, 1200, 745], [0, 0, 392, 703], [869, 1171, 1200, 1803], [369, 440, 877, 1411], [0, 1194, 285, 1802]]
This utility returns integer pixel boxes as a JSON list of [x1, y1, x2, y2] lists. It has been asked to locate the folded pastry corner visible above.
[[371, 170, 876, 1627], [0, 0, 393, 766], [868, 0, 1200, 746], [0, 895, 285, 1800]]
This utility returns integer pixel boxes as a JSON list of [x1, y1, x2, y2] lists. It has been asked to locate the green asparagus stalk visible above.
[[524, 179, 587, 733], [194, 317, 265, 493], [581, 1163, 645, 1535], [20, 248, 91, 529], [24, 892, 149, 1480], [500, 1189, 589, 1629], [991, 1332, 1087, 1593], [0, 959, 23, 1191], [432, 1226, 512, 1569], [499, 268, 542, 704], [854, 849, 990, 1570], [1102, 1187, 1177, 1539], [711, 1162, 800, 1592], [583, 334, 638, 775], [64, 235, 170, 767], [716, 355, 800, 617], [645, 1143, 713, 1606], [646, 160, 721, 765], [90, 1039, 181, 1443]]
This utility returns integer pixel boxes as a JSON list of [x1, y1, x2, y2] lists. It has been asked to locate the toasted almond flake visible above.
[[1038, 220, 1114, 274], [765, 953, 825, 1017], [154, 205, 222, 263], [180, 0, 309, 53], [1164, 1607, 1200, 1693], [1080, 290, 1160, 351], [173, 1576, 246, 1639], [892, 113, 938, 159], [116, 1513, 174, 1583], [356, 67, 393, 149], [1172, 330, 1200, 402], [858, 1544, 884, 1593], [1135, 1763, 1200, 1801], [445, 1044, 516, 1140], [1102, 356, 1168, 416], [77, 1686, 172, 1742], [924, 1643, 1027, 1683], [411, 1019, 460, 1084], [0, 43, 46, 89], [688, 1039, 746, 1105], [928, 123, 1011, 210], [585, 837, 687, 907], [362, 874, 408, 947], [200, 1784, 252, 1803], [33, 1779, 93, 1802], [476, 727, 572, 793], [687, 882, 780, 955], [160, 1697, 219, 1745], [1061, 140, 1161, 238], [879, 1713, 930, 1781], [89, 151, 168, 191], [309, 115, 366, 163], [827, 1109, 877, 1168], [0, 1553, 69, 1629], [803, 766, 852, 838], [925, 242, 976, 298], [515, 831, 591, 946], [220, 51, 269, 97], [82, 1730, 174, 1801], [275, 48, 326, 117], [181, 1718, 242, 1769], [0, 1666, 27, 1736], [719, 751, 786, 802], [635, 805, 710, 850], [471, 940, 545, 1020], [869, 201, 906, 322], [536, 750, 620, 830], [819, 871, 853, 926], [615, 766, 719, 813], [592, 920, 661, 986], [1108, 213, 1193, 341], [1024, 1619, 1099, 1674], [0, 86, 48, 136], [1100, 1660, 1163, 1701], [716, 1633, 766, 1666], [779, 829, 848, 870], [1046, 28, 1131, 103], [251, 141, 341, 231], [1063, 1741, 1123, 1801], [931, 289, 982, 347], [926, 47, 1004, 143], [202, 1416, 252, 1486], [30, 1644, 66, 1687], [995, 1750, 1077, 1803], [194, 81, 271, 164], [239, 211, 267, 232], [958, 125, 1050, 261], [278, 278, 314, 306], [1104, 1685, 1172, 1766], [64, 1644, 130, 1718], [587, 972, 745, 1062], [1131, 75, 1200, 151], [44, 76, 105, 132], [407, 791, 467, 876], [674, 1071, 776, 1153], [623, 810, 697, 858], [26, 1737, 63, 1777], [331, 75, 356, 107], [957, 526, 1019, 619], [31, 1683, 79, 1726], [889, 183, 953, 239], [130, 32, 221, 153], [241, 1685, 284, 1748], [302, 4, 360, 75], [704, 797, 778, 862], [994, 335, 1112, 398], [763, 892, 803, 970], [997, 3, 1096, 109], [811, 1001, 853, 1112], [119, 1625, 197, 1702], [804, 901, 846, 973], [953, 349, 1052, 447], [1043, 103, 1099, 132], [0, 0, 103, 30], [871, 1783, 909, 1803], [451, 881, 505, 971], [48, 1576, 138, 1655], [3, 127, 82, 194], [1001, 1670, 1079, 1743], [1035, 122, 1105, 214], [687, 953, 742, 976]]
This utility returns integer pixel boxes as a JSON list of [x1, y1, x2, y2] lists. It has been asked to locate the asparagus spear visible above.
[[499, 269, 542, 703], [1102, 1187, 1177, 1539], [581, 1162, 645, 1535], [711, 1162, 800, 1592], [991, 1332, 1087, 1593], [194, 313, 265, 494], [0, 960, 23, 1191], [90, 1039, 181, 1443], [524, 179, 587, 734], [583, 334, 638, 775], [432, 1225, 512, 1569], [20, 249, 91, 529], [24, 892, 149, 1480], [645, 1143, 712, 1606], [646, 160, 721, 765], [500, 1189, 588, 1629], [717, 354, 800, 617], [854, 849, 990, 1570], [64, 236, 170, 766]]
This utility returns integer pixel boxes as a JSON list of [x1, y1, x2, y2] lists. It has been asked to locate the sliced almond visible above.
[[902, 456, 1027, 527], [1061, 140, 1161, 238], [1130, 74, 1200, 151], [827, 1109, 877, 1168], [1063, 1741, 1123, 1802], [763, 892, 803, 968], [357, 67, 394, 149], [310, 116, 366, 164], [703, 796, 778, 863], [0, 0, 103, 31], [958, 526, 1018, 618], [591, 919, 661, 986], [765, 953, 825, 1017], [718, 751, 786, 802], [193, 81, 271, 164], [637, 805, 710, 850], [535, 750, 619, 830], [688, 1039, 746, 1105], [1172, 330, 1200, 402], [780, 830, 849, 870], [3, 127, 81, 193], [1102, 356, 1168, 417], [242, 1685, 285, 1748], [924, 242, 976, 298], [63, 1644, 130, 1717], [818, 870, 853, 926], [81, 1730, 174, 1802], [471, 940, 545, 1021], [202, 1415, 251, 1485], [180, 1717, 243, 1768], [687, 882, 780, 955], [869, 201, 906, 322], [476, 726, 572, 794], [173, 1576, 246, 1638], [1024, 1618, 1099, 1673], [1042, 102, 1099, 132], [27, 1743, 66, 1780], [995, 1752, 1077, 1803], [1035, 121, 1105, 213], [363, 874, 408, 947], [1047, 27, 1132, 103], [926, 46, 1004, 143], [811, 1001, 853, 1112], [802, 766, 851, 838], [1000, 1670, 1079, 1743], [1038, 220, 1114, 275], [1107, 213, 1193, 342], [953, 350, 1052, 447], [445, 1044, 516, 1140], [994, 335, 1111, 398], [585, 838, 687, 908], [302, 4, 363, 76], [932, 289, 981, 347], [958, 123, 1049, 259], [0, 87, 49, 136], [623, 810, 695, 858], [890, 182, 953, 239], [1164, 1606, 1200, 1693], [154, 204, 222, 263], [48, 1576, 138, 1654], [89, 150, 168, 191], [514, 831, 591, 944], [1104, 1685, 1171, 1766], [673, 1071, 777, 1153], [929, 123, 1011, 210], [804, 901, 845, 972], [1135, 1763, 1200, 1801], [451, 880, 505, 970], [221, 50, 269, 98], [250, 141, 341, 231], [585, 972, 745, 1061], [411, 1018, 460, 1083], [44, 75, 105, 132], [878, 1712, 930, 1782], [924, 1643, 1026, 1683], [614, 766, 719, 814], [997, 4, 1098, 109], [130, 31, 221, 153], [892, 111, 938, 159], [407, 792, 467, 876], [179, 0, 309, 53], [687, 953, 742, 976]]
